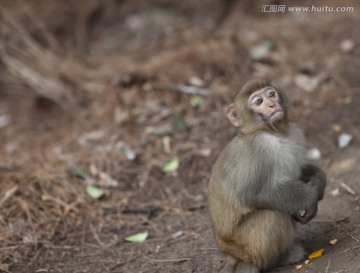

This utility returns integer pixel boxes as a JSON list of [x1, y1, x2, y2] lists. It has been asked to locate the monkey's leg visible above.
[[216, 211, 294, 270], [276, 243, 306, 267]]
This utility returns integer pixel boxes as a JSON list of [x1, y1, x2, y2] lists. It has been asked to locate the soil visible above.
[[0, 1, 359, 273]]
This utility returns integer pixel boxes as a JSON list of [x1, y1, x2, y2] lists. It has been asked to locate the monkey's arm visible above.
[[245, 180, 318, 224], [301, 164, 327, 200]]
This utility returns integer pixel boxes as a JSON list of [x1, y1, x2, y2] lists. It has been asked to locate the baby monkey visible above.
[[208, 79, 326, 272]]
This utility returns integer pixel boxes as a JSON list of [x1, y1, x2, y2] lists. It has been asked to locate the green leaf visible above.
[[173, 115, 186, 130], [262, 40, 274, 49], [72, 169, 91, 179], [161, 156, 180, 173], [125, 231, 149, 243], [86, 185, 105, 199], [152, 128, 172, 136], [190, 94, 203, 108], [148, 125, 173, 137]]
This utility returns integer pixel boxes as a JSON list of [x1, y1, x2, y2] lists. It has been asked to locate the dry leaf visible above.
[[329, 238, 338, 245], [305, 260, 310, 265], [331, 124, 342, 132], [308, 249, 324, 259], [295, 264, 303, 270]]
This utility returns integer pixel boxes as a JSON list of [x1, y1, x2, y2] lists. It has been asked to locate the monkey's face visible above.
[[248, 87, 284, 125]]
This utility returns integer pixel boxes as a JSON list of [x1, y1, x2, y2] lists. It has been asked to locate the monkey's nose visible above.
[[264, 99, 275, 108]]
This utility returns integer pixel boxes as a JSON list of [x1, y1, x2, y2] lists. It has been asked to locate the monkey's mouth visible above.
[[270, 110, 284, 122]]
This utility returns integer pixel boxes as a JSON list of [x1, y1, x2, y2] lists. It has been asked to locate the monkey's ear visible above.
[[226, 103, 242, 127]]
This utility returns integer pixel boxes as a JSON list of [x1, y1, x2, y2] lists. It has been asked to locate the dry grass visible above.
[[0, 4, 104, 107]]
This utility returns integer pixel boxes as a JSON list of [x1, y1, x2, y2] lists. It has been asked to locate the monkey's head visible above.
[[226, 79, 289, 135]]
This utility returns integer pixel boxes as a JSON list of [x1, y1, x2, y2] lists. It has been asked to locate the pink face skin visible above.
[[248, 86, 284, 124]]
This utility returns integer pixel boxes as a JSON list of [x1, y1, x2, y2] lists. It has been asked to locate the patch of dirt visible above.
[[0, 1, 359, 272]]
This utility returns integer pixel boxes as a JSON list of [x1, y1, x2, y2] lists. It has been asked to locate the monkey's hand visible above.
[[301, 164, 327, 201], [308, 174, 326, 201], [293, 202, 318, 224], [293, 181, 319, 224]]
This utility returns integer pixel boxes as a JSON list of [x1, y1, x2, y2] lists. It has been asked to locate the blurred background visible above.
[[0, 0, 359, 272]]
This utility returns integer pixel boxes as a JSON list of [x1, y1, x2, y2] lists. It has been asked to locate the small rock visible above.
[[294, 74, 319, 92], [198, 148, 211, 157], [250, 41, 273, 60], [78, 130, 105, 146], [340, 39, 355, 52], [89, 164, 99, 176], [0, 114, 11, 128], [330, 188, 340, 196], [122, 147, 137, 161], [306, 148, 321, 160], [188, 76, 204, 87], [99, 172, 119, 187], [171, 230, 183, 239], [338, 133, 353, 148]]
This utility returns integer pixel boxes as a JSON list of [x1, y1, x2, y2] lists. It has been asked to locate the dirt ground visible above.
[[0, 1, 359, 272]]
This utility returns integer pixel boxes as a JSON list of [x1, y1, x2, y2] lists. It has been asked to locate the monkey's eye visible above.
[[266, 89, 276, 98], [251, 96, 263, 106]]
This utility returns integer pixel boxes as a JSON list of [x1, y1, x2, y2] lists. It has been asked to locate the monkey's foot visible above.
[[276, 243, 306, 267], [235, 262, 260, 273]]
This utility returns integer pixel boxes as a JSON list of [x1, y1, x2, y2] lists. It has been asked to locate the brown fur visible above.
[[208, 80, 315, 271], [208, 133, 300, 269]]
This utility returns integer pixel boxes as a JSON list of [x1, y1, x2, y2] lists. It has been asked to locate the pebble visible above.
[[306, 148, 321, 160], [250, 41, 273, 60], [340, 39, 355, 52], [338, 133, 353, 148], [0, 114, 11, 128], [188, 76, 204, 87], [294, 74, 319, 93], [330, 188, 340, 196]]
